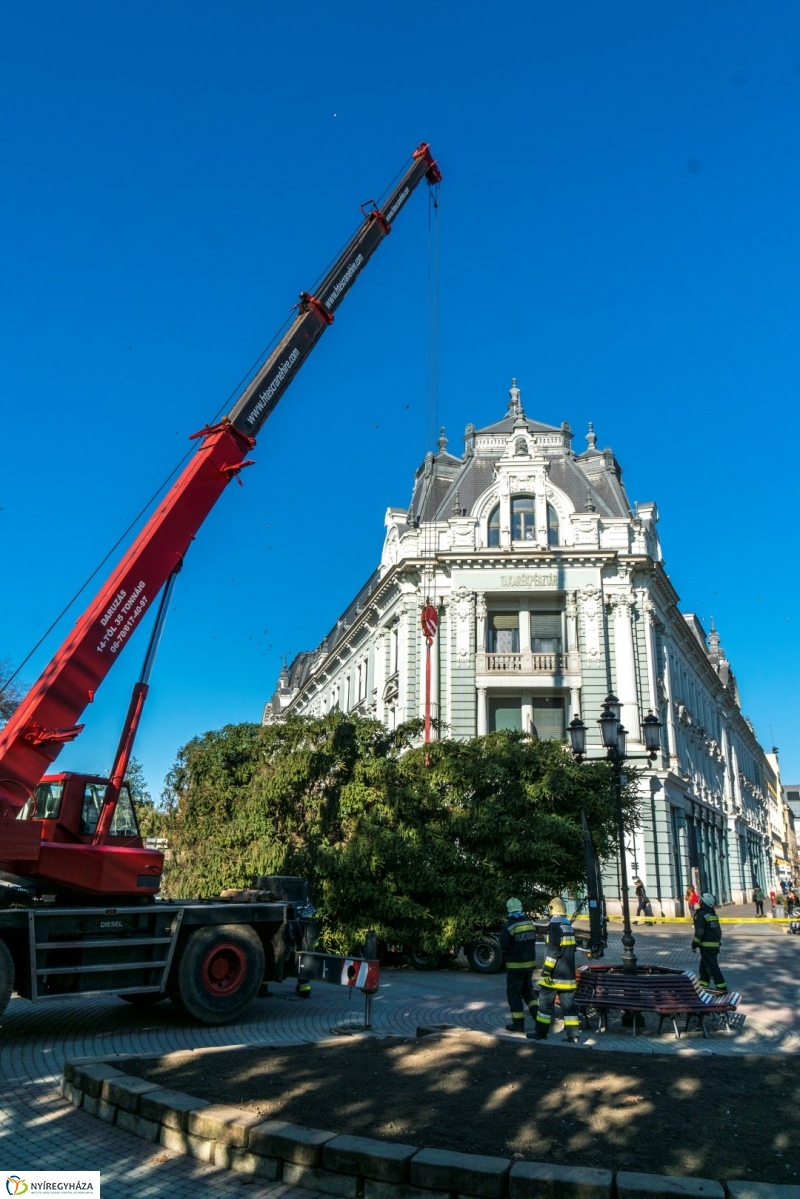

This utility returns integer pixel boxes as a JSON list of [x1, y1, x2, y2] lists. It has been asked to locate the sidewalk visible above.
[[602, 902, 795, 926], [1, 926, 798, 1196]]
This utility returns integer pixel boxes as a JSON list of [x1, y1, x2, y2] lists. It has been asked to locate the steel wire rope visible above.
[[0, 154, 419, 699], [0, 314, 296, 700], [305, 156, 414, 297], [421, 182, 441, 605]]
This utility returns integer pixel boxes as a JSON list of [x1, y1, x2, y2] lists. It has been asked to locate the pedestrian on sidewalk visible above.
[[685, 886, 698, 916], [634, 878, 651, 921], [769, 890, 777, 918], [529, 897, 581, 1043], [753, 884, 765, 917], [691, 892, 727, 992], [499, 898, 538, 1032]]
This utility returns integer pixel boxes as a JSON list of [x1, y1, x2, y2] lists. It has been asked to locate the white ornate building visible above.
[[265, 382, 777, 912]]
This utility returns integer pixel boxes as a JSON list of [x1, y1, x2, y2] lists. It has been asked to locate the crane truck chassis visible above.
[[0, 143, 440, 1024]]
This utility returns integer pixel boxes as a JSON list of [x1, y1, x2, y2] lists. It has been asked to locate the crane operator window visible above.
[[80, 783, 139, 837], [20, 781, 65, 819]]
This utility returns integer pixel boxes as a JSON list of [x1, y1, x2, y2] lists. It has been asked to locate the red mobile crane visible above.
[[0, 143, 441, 1023]]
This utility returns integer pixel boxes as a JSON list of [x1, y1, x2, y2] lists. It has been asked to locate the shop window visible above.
[[530, 697, 565, 740], [489, 696, 522, 732], [488, 613, 519, 653]]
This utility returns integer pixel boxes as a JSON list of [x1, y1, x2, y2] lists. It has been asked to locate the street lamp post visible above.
[[568, 698, 662, 976]]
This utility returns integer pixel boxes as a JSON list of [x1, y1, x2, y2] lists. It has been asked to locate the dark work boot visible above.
[[505, 1018, 525, 1032], [565, 1030, 581, 1043]]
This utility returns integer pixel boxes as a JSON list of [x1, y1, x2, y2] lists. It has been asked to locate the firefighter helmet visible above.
[[506, 897, 523, 914], [548, 897, 567, 916]]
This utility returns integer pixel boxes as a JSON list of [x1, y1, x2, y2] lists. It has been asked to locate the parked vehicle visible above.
[[407, 932, 505, 974]]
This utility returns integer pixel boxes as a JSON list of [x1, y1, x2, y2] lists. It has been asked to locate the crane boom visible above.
[[0, 143, 440, 817]]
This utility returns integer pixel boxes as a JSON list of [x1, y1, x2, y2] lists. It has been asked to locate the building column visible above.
[[476, 593, 487, 651], [477, 687, 488, 735], [569, 688, 581, 720], [610, 592, 640, 741], [373, 630, 386, 724], [565, 590, 579, 673], [397, 604, 410, 723], [662, 638, 679, 765], [519, 608, 531, 653], [521, 691, 533, 734], [639, 593, 659, 714]]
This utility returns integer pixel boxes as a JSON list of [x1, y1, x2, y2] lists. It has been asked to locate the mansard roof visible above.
[[407, 381, 632, 522]]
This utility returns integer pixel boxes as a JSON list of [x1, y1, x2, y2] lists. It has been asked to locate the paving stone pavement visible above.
[[1, 925, 798, 1196]]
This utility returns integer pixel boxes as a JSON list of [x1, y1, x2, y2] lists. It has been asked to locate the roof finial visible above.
[[586, 421, 597, 451], [584, 488, 596, 513], [437, 426, 448, 453], [508, 378, 523, 418], [452, 488, 462, 517]]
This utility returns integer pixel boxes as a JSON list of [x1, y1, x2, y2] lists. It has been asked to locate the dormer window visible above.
[[547, 503, 559, 547], [511, 496, 536, 542], [514, 436, 528, 457], [487, 504, 501, 547]]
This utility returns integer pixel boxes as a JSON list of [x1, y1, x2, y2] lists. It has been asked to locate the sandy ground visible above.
[[128, 1029, 800, 1185]]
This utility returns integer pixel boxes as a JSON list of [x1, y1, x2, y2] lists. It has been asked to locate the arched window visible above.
[[487, 504, 501, 547], [511, 495, 536, 542], [547, 503, 559, 547]]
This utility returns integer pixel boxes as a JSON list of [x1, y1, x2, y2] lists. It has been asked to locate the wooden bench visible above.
[[574, 963, 740, 1039]]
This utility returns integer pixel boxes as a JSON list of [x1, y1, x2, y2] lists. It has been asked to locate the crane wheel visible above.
[[173, 925, 265, 1024], [0, 938, 14, 1019]]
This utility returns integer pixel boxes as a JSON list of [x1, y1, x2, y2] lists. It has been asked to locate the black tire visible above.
[[409, 949, 442, 971], [173, 924, 265, 1024], [118, 992, 166, 1008], [465, 937, 504, 974], [0, 938, 14, 1018]]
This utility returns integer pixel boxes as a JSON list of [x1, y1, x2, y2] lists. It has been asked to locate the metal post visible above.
[[614, 752, 637, 974]]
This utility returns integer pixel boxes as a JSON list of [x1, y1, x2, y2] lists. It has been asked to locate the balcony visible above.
[[476, 650, 578, 675]]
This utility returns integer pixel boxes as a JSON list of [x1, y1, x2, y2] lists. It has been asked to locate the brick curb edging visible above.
[[60, 1055, 799, 1199]]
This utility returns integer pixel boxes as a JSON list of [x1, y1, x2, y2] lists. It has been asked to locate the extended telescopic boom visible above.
[[0, 144, 441, 815]]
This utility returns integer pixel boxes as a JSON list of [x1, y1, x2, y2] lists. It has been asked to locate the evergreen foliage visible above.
[[162, 713, 637, 954], [126, 754, 176, 841], [0, 657, 25, 726]]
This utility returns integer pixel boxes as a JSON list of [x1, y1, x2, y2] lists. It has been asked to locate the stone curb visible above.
[[59, 1058, 800, 1199]]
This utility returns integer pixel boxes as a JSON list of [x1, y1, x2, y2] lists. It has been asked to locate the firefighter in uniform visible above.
[[692, 892, 726, 991], [529, 897, 581, 1043], [499, 898, 538, 1032]]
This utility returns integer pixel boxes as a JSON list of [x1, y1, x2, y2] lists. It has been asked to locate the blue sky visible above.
[[2, 2, 799, 795]]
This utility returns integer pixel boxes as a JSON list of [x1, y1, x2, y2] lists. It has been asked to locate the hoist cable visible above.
[[421, 182, 441, 604], [1, 154, 420, 700]]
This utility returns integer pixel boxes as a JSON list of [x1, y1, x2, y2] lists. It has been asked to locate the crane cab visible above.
[[11, 773, 163, 900], [22, 773, 142, 846]]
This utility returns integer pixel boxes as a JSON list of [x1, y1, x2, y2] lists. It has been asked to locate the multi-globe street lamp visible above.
[[567, 695, 662, 975]]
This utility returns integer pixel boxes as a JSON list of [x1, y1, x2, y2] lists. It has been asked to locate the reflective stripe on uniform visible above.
[[543, 957, 557, 969], [507, 961, 535, 969], [536, 1013, 552, 1024], [539, 979, 577, 991]]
